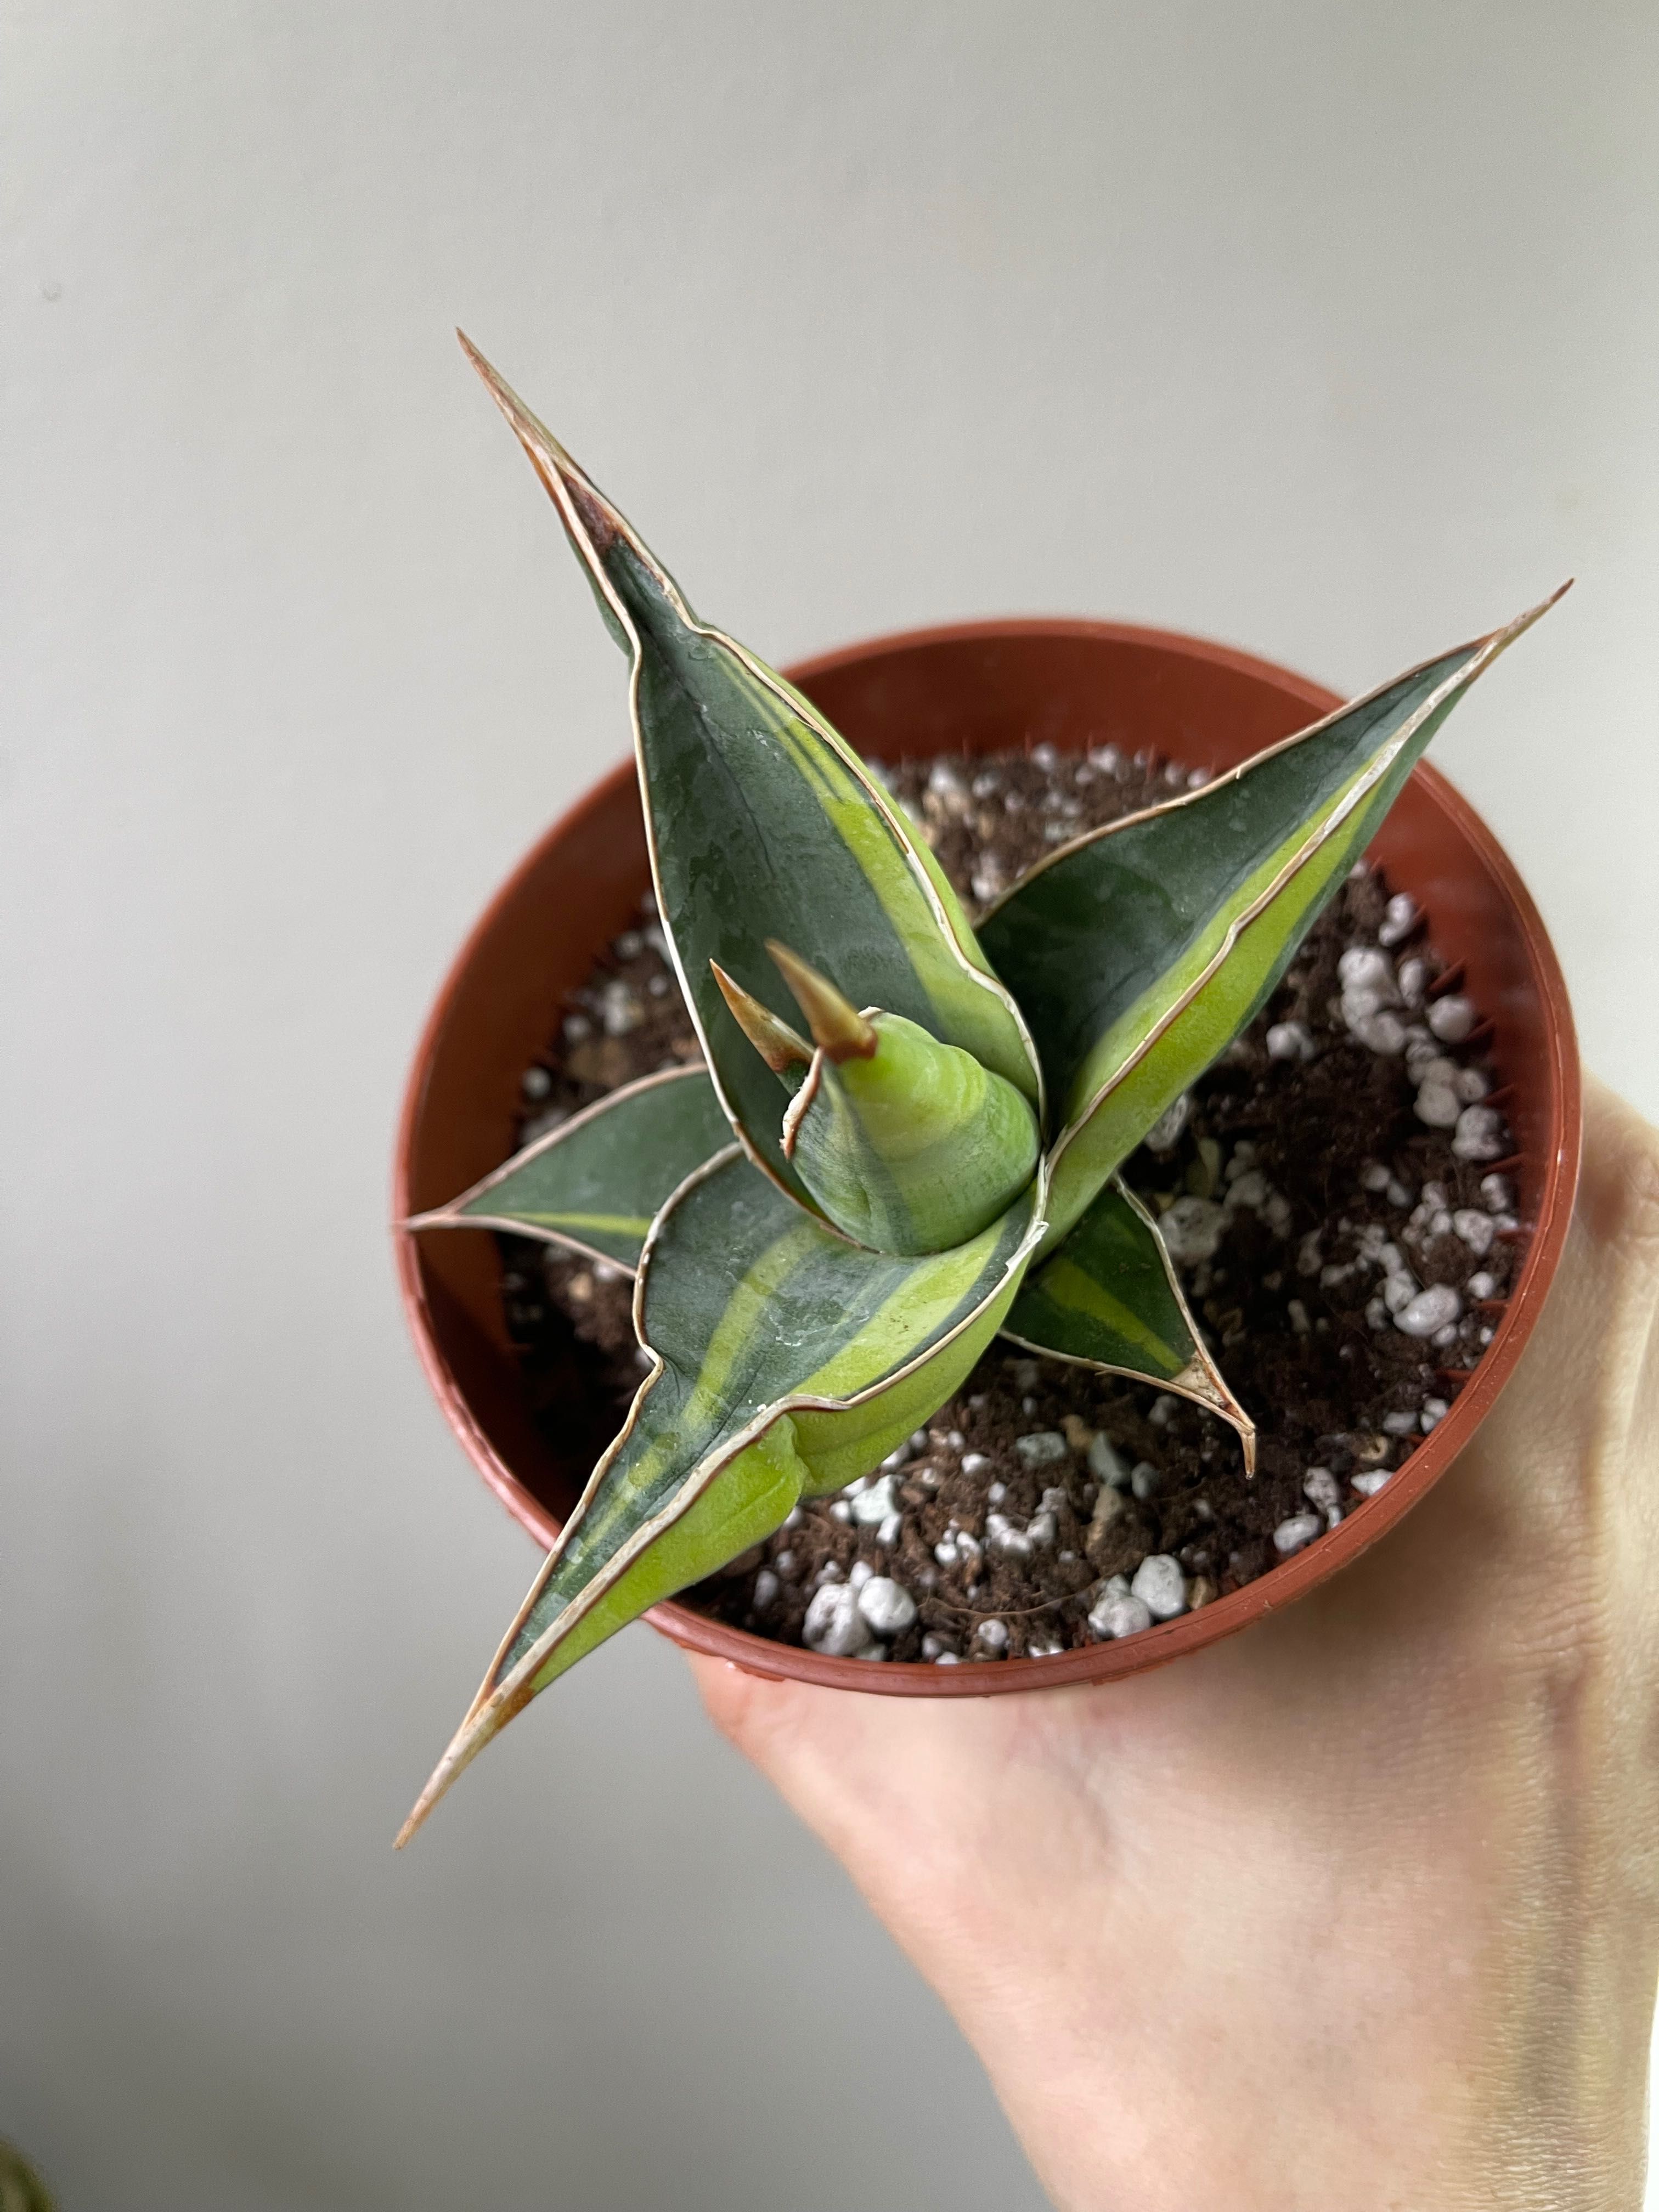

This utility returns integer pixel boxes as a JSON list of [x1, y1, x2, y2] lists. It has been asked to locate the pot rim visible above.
[[393, 616, 1582, 1697]]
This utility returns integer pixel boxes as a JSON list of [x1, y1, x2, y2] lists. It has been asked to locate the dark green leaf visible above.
[[1004, 1177, 1254, 1466], [980, 591, 1565, 1245], [398, 1149, 1047, 1840], [404, 1065, 730, 1269], [459, 337, 1042, 1216]]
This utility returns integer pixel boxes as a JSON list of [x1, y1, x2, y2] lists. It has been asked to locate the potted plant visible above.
[[394, 340, 1579, 1843]]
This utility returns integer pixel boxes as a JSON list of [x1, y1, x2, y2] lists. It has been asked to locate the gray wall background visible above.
[[4, 4, 1657, 2206]]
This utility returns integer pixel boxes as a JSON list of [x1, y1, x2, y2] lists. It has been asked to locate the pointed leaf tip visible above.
[[710, 961, 812, 1073], [455, 334, 620, 556], [394, 1688, 506, 1848], [766, 942, 878, 1062]]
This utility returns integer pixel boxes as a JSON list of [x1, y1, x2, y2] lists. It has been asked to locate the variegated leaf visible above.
[[783, 1012, 1041, 1255], [462, 340, 1044, 1212], [1003, 1176, 1255, 1469], [459, 338, 1042, 1216], [979, 590, 1565, 1247], [403, 1065, 730, 1269], [397, 1148, 1047, 1841]]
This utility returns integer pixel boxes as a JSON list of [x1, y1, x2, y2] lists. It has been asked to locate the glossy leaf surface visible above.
[[460, 338, 1041, 1215], [398, 1149, 1047, 1840], [404, 1066, 729, 1269], [783, 1010, 1041, 1254], [1004, 1177, 1255, 1466], [980, 592, 1563, 1245]]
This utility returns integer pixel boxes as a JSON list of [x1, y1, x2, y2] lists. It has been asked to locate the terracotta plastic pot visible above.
[[394, 620, 1581, 1696]]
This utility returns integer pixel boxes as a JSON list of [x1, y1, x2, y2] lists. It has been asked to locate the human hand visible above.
[[692, 1074, 1659, 2211]]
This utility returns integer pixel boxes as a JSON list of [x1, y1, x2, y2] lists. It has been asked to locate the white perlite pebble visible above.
[[986, 1513, 1032, 1560], [1026, 1510, 1059, 1548], [1421, 1396, 1450, 1431], [752, 1570, 780, 1611], [1383, 1410, 1419, 1435], [1143, 1093, 1192, 1154], [1396, 956, 1428, 1006], [1302, 1467, 1342, 1512], [1455, 1068, 1489, 1103], [974, 1618, 1009, 1654], [961, 1451, 992, 1479], [1360, 1161, 1390, 1192], [1378, 892, 1419, 946], [1273, 1512, 1324, 1556], [848, 1559, 873, 1589], [857, 1577, 917, 1638], [803, 1583, 868, 1656], [1088, 1433, 1130, 1487], [597, 978, 645, 1036], [1015, 1431, 1069, 1468], [1224, 1169, 1268, 1214], [921, 1632, 958, 1660], [1414, 1081, 1462, 1130], [1131, 1554, 1188, 1620], [1427, 995, 1476, 1042], [1158, 1195, 1226, 1264], [1453, 1208, 1496, 1255], [1347, 1008, 1410, 1056], [1453, 1106, 1506, 1162], [850, 1474, 899, 1526], [1130, 1462, 1160, 1502], [1466, 1270, 1497, 1301], [1481, 1173, 1514, 1214], [1352, 1469, 1392, 1497], [877, 1512, 902, 1548], [1266, 1020, 1316, 1063], [1088, 1589, 1154, 1640], [1395, 1284, 1462, 1338], [1339, 946, 1397, 996], [1404, 1026, 1442, 1069], [1383, 1269, 1421, 1314]]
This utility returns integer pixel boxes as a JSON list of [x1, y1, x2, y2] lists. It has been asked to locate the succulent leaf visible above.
[[459, 337, 1042, 1216], [980, 590, 1565, 1247], [403, 1065, 730, 1270], [1003, 1176, 1255, 1469], [765, 939, 879, 1062], [771, 975, 1042, 1252], [397, 1148, 1047, 1841], [709, 962, 811, 1073]]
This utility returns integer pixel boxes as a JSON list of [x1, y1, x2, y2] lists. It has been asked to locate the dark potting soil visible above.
[[495, 740, 1526, 1664]]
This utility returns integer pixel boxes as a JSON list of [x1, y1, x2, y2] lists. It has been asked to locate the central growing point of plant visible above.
[[397, 336, 1560, 1842]]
